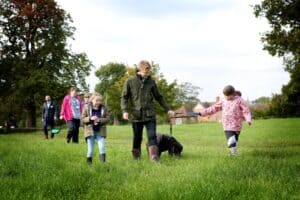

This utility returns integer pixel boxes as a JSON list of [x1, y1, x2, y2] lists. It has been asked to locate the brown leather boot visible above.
[[148, 145, 159, 161], [132, 148, 141, 160]]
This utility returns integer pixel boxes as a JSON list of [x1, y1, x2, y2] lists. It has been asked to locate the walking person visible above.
[[121, 60, 175, 161], [42, 95, 58, 139], [197, 85, 252, 156], [82, 93, 110, 164], [60, 87, 82, 143]]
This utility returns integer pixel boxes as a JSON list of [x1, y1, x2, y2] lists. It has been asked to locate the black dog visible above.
[[146, 133, 183, 157]]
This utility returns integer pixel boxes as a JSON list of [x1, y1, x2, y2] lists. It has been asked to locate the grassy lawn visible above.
[[0, 118, 299, 200]]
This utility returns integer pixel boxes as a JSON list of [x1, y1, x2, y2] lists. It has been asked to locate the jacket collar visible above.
[[136, 73, 151, 81], [88, 103, 105, 110], [88, 103, 105, 116]]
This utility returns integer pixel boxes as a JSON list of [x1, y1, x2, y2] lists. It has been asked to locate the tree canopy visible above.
[[254, 0, 300, 117], [0, 0, 93, 127]]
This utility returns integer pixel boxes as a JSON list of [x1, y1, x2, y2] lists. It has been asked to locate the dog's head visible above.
[[168, 137, 183, 157]]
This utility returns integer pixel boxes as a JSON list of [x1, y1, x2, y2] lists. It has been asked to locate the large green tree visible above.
[[95, 62, 127, 125], [176, 82, 201, 112], [254, 0, 300, 117], [0, 0, 92, 127]]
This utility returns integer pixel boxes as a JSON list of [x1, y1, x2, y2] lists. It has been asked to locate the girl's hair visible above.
[[235, 90, 242, 97], [223, 85, 235, 96], [69, 86, 79, 93], [89, 92, 103, 103]]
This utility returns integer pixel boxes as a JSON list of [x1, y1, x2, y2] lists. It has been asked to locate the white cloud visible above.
[[57, 0, 289, 101]]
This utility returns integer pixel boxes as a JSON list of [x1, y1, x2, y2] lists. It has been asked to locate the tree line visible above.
[[253, 0, 300, 117], [1, 0, 299, 128]]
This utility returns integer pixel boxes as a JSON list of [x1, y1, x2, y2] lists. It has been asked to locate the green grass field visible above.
[[0, 119, 300, 200]]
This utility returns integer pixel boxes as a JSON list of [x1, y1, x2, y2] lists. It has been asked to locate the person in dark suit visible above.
[[42, 95, 58, 139]]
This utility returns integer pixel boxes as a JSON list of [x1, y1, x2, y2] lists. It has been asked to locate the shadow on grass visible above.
[[2, 169, 20, 178], [244, 142, 300, 148], [248, 149, 299, 159]]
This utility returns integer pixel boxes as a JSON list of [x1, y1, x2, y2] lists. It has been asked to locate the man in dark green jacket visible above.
[[121, 60, 175, 161]]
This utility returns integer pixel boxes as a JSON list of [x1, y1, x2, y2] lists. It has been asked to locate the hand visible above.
[[42, 118, 44, 122], [54, 117, 57, 121], [91, 116, 98, 121], [123, 112, 129, 120], [248, 121, 252, 126], [167, 110, 175, 117], [59, 116, 64, 120]]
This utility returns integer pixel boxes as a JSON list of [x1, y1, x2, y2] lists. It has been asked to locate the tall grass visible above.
[[0, 119, 299, 199]]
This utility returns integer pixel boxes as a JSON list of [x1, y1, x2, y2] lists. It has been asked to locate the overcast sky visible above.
[[56, 0, 290, 102]]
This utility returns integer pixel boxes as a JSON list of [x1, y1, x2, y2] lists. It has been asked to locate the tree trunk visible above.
[[113, 115, 119, 126], [26, 102, 36, 128]]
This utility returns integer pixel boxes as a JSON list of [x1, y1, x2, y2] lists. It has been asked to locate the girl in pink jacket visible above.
[[198, 85, 252, 156], [60, 87, 83, 143]]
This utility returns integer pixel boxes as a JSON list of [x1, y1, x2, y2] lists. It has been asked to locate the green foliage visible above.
[[266, 93, 300, 117], [149, 61, 181, 122], [0, 0, 93, 127], [95, 63, 128, 125], [176, 82, 201, 111], [0, 119, 300, 199], [254, 0, 300, 117], [95, 62, 127, 94], [252, 96, 271, 104], [154, 75, 181, 123], [251, 96, 271, 119]]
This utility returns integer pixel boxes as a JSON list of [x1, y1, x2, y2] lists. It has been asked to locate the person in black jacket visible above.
[[42, 95, 58, 139], [121, 60, 175, 161]]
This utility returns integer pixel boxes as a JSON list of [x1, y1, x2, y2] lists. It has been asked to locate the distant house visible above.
[[192, 98, 222, 123], [171, 97, 223, 125], [171, 106, 197, 125]]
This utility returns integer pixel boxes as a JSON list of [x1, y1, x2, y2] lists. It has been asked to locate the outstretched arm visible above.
[[200, 101, 223, 116], [240, 99, 252, 124]]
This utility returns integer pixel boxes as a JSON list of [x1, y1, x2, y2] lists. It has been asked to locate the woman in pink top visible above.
[[60, 87, 83, 143], [197, 85, 252, 156]]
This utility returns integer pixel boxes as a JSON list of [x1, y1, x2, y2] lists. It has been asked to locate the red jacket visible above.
[[60, 95, 82, 121]]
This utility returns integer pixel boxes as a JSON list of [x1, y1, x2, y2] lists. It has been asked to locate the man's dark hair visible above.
[[223, 85, 235, 96]]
